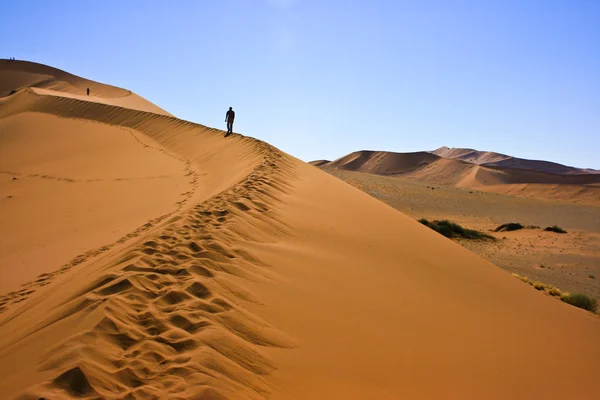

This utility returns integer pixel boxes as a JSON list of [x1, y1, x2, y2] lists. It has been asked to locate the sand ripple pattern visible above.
[[0, 89, 297, 399]]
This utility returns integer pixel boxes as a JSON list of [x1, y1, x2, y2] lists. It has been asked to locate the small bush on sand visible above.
[[513, 275, 598, 312], [544, 225, 567, 234], [495, 223, 523, 232], [548, 287, 562, 297], [513, 275, 562, 298], [512, 273, 529, 284], [560, 293, 597, 312], [419, 219, 495, 240]]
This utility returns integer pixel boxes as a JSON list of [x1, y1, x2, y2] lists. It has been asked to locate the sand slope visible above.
[[1, 63, 599, 399], [1, 59, 171, 116], [0, 111, 190, 292]]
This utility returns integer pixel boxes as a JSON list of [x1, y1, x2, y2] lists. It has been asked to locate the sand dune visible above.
[[324, 150, 440, 175], [319, 149, 600, 204], [1, 62, 600, 399], [0, 111, 190, 293], [307, 160, 330, 167], [432, 146, 598, 175], [1, 60, 171, 116]]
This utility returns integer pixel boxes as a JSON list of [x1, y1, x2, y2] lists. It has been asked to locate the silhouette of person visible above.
[[225, 107, 235, 136], [86, 88, 90, 96]]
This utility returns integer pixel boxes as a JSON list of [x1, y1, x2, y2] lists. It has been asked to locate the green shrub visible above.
[[560, 293, 597, 312], [419, 219, 495, 240], [544, 225, 567, 234], [495, 223, 523, 232]]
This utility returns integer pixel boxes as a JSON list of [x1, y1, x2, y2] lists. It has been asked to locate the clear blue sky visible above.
[[2, 0, 599, 168]]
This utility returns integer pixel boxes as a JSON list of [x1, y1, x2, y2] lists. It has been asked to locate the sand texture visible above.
[[1, 60, 600, 399]]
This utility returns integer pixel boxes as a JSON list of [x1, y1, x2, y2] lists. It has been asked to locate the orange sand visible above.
[[1, 60, 599, 399]]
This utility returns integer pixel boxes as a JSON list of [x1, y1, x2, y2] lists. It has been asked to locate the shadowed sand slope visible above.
[[0, 111, 190, 292], [0, 59, 172, 115], [0, 64, 599, 399]]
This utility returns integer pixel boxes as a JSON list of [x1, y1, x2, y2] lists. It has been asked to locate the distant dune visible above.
[[432, 146, 598, 175], [2, 60, 600, 399], [308, 159, 330, 167], [0, 60, 172, 116], [322, 150, 440, 175], [318, 148, 600, 204]]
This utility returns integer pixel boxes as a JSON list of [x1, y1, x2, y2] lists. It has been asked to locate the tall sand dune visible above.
[[1, 59, 171, 115], [1, 62, 599, 399]]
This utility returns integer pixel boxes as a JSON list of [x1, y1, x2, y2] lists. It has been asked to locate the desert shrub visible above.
[[495, 223, 523, 232], [512, 273, 530, 284], [544, 226, 567, 234], [548, 287, 562, 297], [419, 219, 494, 240], [512, 275, 598, 312], [560, 293, 597, 312]]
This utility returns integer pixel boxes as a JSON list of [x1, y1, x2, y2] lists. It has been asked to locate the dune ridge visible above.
[[1, 59, 172, 116], [1, 62, 600, 399], [1, 79, 298, 398]]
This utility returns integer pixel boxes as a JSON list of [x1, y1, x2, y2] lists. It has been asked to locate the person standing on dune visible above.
[[225, 107, 235, 137], [86, 88, 90, 96]]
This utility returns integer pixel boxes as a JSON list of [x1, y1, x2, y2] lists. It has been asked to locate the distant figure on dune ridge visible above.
[[225, 107, 235, 137], [86, 88, 90, 96]]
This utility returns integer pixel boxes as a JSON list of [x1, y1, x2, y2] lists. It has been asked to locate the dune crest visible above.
[[1, 59, 172, 115], [1, 62, 600, 399]]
